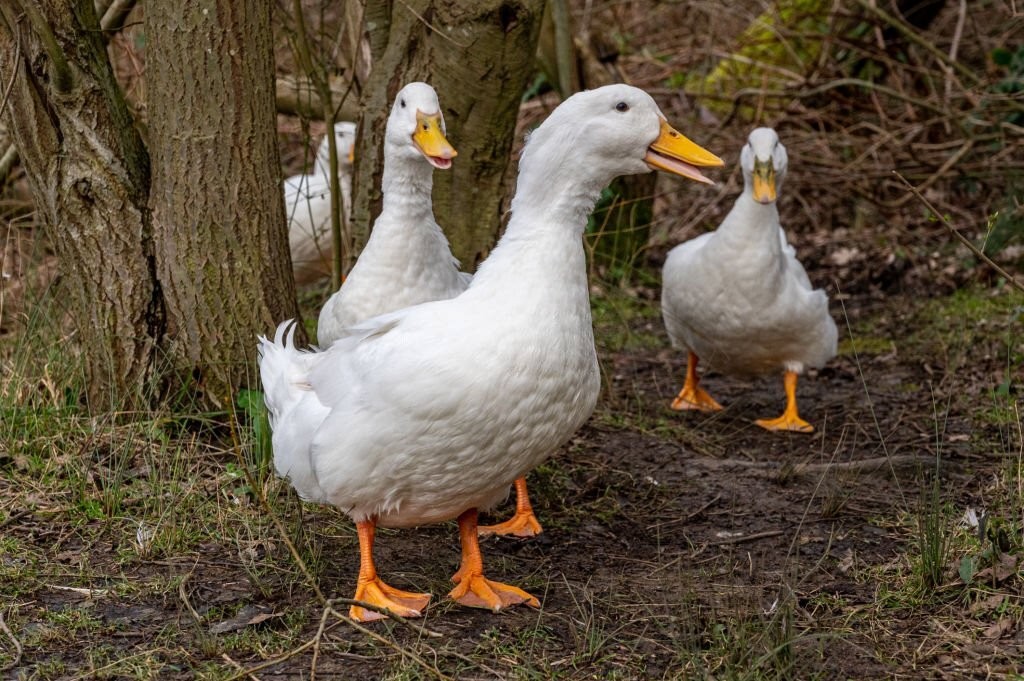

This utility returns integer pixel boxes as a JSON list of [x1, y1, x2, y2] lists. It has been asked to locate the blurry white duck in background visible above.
[[316, 82, 462, 347], [259, 84, 722, 622], [283, 121, 357, 286], [661, 127, 837, 432]]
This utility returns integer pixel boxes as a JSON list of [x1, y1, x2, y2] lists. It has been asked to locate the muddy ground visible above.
[[3, 261, 1021, 679]]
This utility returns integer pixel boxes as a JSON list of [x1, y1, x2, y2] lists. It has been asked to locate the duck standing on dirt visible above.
[[259, 84, 722, 622], [314, 83, 547, 540], [284, 121, 357, 286], [661, 127, 837, 432]]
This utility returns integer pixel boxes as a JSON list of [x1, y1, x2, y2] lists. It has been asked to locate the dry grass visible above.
[[2, 1, 1023, 679]]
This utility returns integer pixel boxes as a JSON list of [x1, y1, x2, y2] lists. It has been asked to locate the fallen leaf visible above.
[[209, 604, 281, 635], [837, 549, 855, 574], [983, 617, 1014, 640], [973, 553, 1020, 585], [968, 594, 1005, 616]]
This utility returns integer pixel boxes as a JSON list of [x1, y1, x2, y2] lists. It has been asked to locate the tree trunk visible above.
[[146, 1, 299, 405], [0, 0, 160, 409], [350, 0, 545, 270]]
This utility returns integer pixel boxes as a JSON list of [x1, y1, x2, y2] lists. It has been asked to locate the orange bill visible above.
[[644, 119, 723, 184], [413, 111, 457, 169], [751, 157, 777, 203]]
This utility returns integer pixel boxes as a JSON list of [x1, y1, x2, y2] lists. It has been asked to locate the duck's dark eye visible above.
[[423, 124, 429, 130], [614, 101, 629, 113], [400, 99, 406, 108]]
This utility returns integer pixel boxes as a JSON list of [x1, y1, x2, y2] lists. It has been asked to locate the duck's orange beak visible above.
[[644, 119, 723, 185]]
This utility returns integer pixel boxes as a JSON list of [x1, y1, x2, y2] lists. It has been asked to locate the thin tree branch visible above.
[[0, 610, 23, 672], [854, 0, 978, 87], [894, 171, 1024, 294], [0, 22, 21, 118], [94, 0, 113, 19], [550, 0, 575, 98], [0, 19, 20, 186], [275, 75, 359, 119], [100, 0, 137, 34], [289, 0, 348, 287], [14, 0, 73, 93]]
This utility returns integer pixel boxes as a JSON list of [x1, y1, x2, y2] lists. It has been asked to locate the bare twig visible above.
[[13, 0, 72, 92], [712, 529, 785, 545], [0, 610, 23, 672], [309, 601, 333, 681], [551, 0, 576, 98], [690, 454, 938, 478], [221, 653, 262, 681], [895, 171, 1024, 293], [275, 75, 359, 119], [289, 0, 349, 287], [222, 600, 450, 681], [178, 570, 203, 624], [0, 23, 19, 118], [222, 612, 346, 681], [100, 0, 137, 33], [890, 139, 974, 207], [944, 0, 967, 107], [396, 0, 469, 48], [854, 0, 978, 87], [0, 144, 16, 183]]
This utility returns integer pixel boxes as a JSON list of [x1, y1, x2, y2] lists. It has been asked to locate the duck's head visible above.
[[386, 82, 457, 170], [519, 84, 723, 191], [741, 127, 787, 204], [315, 121, 357, 175]]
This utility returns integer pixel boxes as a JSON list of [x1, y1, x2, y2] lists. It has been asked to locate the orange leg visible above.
[[478, 478, 544, 538], [349, 518, 431, 622], [755, 370, 813, 433], [448, 509, 540, 612], [671, 351, 723, 412]]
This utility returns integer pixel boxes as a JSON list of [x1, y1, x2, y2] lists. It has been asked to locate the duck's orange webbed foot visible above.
[[351, 578, 432, 622], [671, 385, 724, 412], [349, 518, 431, 622], [755, 370, 814, 434], [449, 573, 539, 611], [449, 508, 540, 612], [478, 478, 543, 538], [754, 413, 813, 433], [671, 352, 723, 412]]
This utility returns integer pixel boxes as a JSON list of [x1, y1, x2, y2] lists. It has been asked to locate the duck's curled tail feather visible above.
[[257, 320, 329, 501]]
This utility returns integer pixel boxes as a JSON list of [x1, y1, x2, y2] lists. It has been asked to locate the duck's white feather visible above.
[[662, 128, 836, 376], [261, 84, 684, 528]]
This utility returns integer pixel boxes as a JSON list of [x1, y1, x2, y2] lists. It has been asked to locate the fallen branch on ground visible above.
[[689, 454, 939, 478]]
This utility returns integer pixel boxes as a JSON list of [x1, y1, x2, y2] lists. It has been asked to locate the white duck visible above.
[[316, 83, 462, 347], [259, 84, 722, 622], [661, 127, 837, 432], [314, 82, 543, 540], [283, 121, 357, 286]]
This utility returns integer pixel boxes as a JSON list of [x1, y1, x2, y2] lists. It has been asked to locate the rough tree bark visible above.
[[0, 0, 160, 408], [2, 0, 299, 409], [147, 1, 298, 405], [350, 0, 545, 270]]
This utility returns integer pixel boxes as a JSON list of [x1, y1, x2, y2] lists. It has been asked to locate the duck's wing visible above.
[[779, 227, 813, 291]]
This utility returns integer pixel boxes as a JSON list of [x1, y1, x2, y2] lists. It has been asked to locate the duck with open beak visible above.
[[645, 119, 724, 184], [413, 111, 457, 170]]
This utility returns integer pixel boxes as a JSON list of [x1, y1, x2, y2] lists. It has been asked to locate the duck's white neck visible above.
[[379, 145, 434, 220], [471, 147, 607, 294], [505, 133, 615, 237], [719, 189, 782, 245]]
